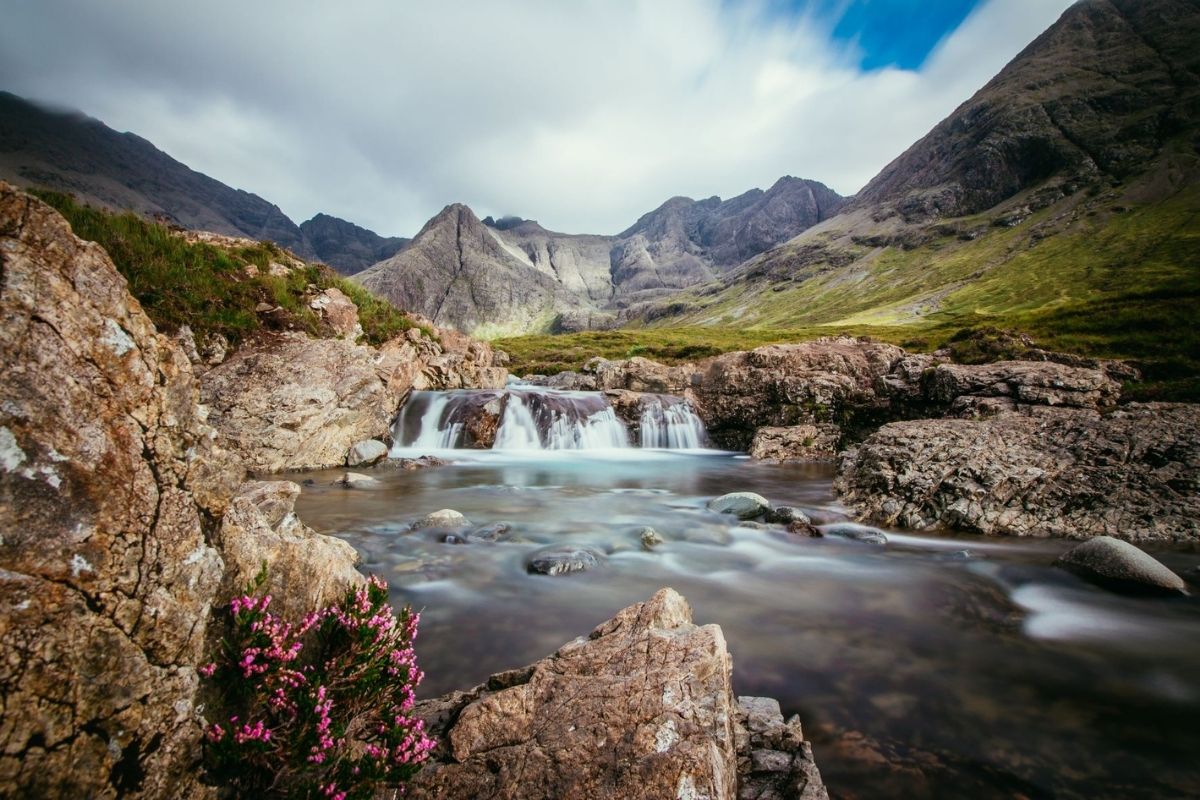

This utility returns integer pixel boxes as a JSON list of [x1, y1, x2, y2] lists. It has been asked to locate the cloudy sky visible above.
[[1, 0, 1074, 237]]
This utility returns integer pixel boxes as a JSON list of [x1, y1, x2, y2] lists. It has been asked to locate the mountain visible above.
[[0, 90, 316, 258], [357, 204, 574, 335], [633, 0, 1200, 376], [357, 176, 847, 333], [299, 212, 409, 275], [0, 91, 412, 275]]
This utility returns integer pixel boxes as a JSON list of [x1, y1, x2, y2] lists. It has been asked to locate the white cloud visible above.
[[0, 0, 1074, 236]]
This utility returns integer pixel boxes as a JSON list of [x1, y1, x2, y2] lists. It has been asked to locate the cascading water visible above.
[[390, 388, 709, 452], [639, 398, 708, 449]]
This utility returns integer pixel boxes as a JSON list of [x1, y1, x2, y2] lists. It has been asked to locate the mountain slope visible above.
[[300, 212, 409, 274], [356, 204, 575, 335], [631, 0, 1200, 383], [0, 90, 317, 258]]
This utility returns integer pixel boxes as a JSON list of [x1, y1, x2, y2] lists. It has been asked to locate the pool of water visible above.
[[286, 450, 1200, 799]]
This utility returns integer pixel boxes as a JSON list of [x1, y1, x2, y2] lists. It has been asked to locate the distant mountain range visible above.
[[2, 0, 1196, 343], [0, 91, 404, 273]]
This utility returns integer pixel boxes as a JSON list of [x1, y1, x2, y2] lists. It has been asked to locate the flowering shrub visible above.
[[201, 572, 434, 798]]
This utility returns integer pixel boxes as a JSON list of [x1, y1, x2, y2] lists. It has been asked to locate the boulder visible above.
[[1054, 536, 1187, 595], [407, 589, 827, 800], [0, 183, 227, 797], [708, 492, 771, 520], [201, 332, 400, 472], [749, 424, 841, 462], [527, 545, 605, 575], [766, 506, 811, 526], [308, 286, 362, 340], [216, 481, 364, 620], [413, 509, 471, 530], [346, 438, 389, 467], [837, 405, 1200, 542]]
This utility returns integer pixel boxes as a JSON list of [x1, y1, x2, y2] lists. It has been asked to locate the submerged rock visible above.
[[1054, 536, 1187, 595], [708, 491, 771, 520], [335, 471, 380, 489], [407, 589, 827, 800], [444, 522, 512, 544], [823, 524, 888, 545], [639, 526, 665, 550], [787, 520, 823, 537], [527, 545, 605, 575], [413, 508, 471, 530], [767, 506, 812, 525], [346, 438, 388, 467]]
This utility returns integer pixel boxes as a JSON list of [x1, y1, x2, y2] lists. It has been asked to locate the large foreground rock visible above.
[[837, 405, 1200, 542], [0, 183, 228, 796], [407, 589, 826, 800]]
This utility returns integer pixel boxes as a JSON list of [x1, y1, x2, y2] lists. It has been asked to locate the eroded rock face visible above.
[[0, 182, 227, 797], [923, 361, 1120, 414], [309, 286, 363, 340], [200, 332, 397, 472], [408, 589, 827, 800], [837, 405, 1200, 542], [749, 424, 842, 462], [215, 481, 363, 620]]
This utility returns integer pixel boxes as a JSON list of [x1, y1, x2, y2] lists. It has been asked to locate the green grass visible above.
[[32, 190, 431, 347]]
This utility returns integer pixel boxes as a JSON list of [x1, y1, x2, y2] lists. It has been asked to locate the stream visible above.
[[285, 387, 1200, 799]]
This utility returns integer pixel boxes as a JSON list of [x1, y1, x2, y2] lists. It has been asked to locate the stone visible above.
[[407, 589, 827, 800], [749, 424, 841, 462], [335, 471, 380, 489], [639, 526, 665, 550], [922, 361, 1120, 412], [708, 492, 771, 520], [526, 545, 605, 576], [766, 506, 811, 525], [412, 509, 470, 530], [734, 696, 827, 799], [0, 183, 227, 797], [787, 520, 823, 537], [837, 405, 1200, 542], [397, 455, 449, 470], [216, 481, 364, 620], [346, 438, 389, 467], [823, 524, 888, 545], [1054, 536, 1187, 595], [308, 286, 363, 340]]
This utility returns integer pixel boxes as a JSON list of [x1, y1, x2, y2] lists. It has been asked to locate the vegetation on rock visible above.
[[31, 190, 431, 347]]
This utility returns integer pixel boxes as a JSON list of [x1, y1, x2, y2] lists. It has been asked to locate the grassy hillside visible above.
[[32, 190, 430, 347]]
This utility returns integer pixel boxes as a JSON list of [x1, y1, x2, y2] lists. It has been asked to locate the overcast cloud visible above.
[[0, 0, 1074, 236]]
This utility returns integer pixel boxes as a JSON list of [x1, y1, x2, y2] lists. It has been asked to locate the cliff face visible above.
[[0, 182, 231, 796]]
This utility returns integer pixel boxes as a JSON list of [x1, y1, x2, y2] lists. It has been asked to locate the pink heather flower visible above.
[[198, 662, 216, 678]]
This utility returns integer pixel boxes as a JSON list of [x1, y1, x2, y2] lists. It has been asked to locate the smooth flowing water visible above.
[[288, 393, 1200, 799]]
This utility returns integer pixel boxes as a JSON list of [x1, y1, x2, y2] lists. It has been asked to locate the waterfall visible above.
[[639, 398, 708, 449], [392, 388, 709, 452]]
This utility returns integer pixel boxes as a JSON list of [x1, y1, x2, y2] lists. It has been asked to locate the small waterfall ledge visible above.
[[391, 388, 708, 452]]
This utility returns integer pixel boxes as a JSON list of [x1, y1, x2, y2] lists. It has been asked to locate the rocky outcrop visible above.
[[408, 589, 826, 800], [837, 404, 1200, 542], [749, 424, 841, 462], [214, 481, 363, 620], [0, 182, 230, 796], [923, 361, 1120, 415], [199, 318, 506, 472]]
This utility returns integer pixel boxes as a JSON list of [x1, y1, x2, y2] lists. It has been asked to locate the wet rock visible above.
[[335, 471, 380, 489], [823, 524, 888, 545], [346, 438, 388, 467], [639, 526, 665, 550], [749, 424, 841, 462], [787, 520, 823, 537], [1054, 536, 1187, 595], [735, 696, 828, 800], [444, 522, 512, 544], [837, 405, 1200, 542], [767, 506, 811, 525], [407, 589, 827, 800], [527, 545, 605, 575], [736, 521, 773, 530], [397, 455, 449, 470], [413, 509, 470, 530], [709, 492, 771, 520]]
